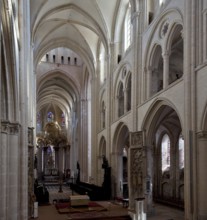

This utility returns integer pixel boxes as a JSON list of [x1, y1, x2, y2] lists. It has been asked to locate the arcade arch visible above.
[[112, 123, 130, 199], [142, 102, 184, 209]]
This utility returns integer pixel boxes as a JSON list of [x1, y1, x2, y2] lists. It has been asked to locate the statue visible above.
[[102, 155, 111, 200], [34, 154, 37, 169], [76, 161, 80, 183], [102, 155, 109, 169]]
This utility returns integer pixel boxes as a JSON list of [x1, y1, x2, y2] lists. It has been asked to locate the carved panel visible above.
[[197, 130, 207, 139], [28, 127, 34, 146], [130, 131, 144, 201], [130, 131, 143, 147], [1, 120, 20, 134], [131, 148, 143, 197]]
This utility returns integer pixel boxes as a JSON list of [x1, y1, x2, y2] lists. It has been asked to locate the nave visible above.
[[33, 183, 184, 220]]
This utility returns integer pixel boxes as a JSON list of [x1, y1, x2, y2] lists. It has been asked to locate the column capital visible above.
[[131, 11, 141, 22], [197, 131, 207, 139], [162, 50, 170, 58]]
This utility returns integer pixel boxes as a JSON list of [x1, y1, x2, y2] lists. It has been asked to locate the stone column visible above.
[[124, 89, 128, 113], [197, 131, 207, 219], [131, 11, 140, 131], [80, 98, 88, 182], [58, 147, 64, 174], [143, 145, 154, 215], [162, 51, 169, 89], [0, 0, 2, 122], [135, 198, 146, 220], [0, 121, 20, 220], [28, 127, 34, 218], [0, 124, 9, 219], [65, 146, 70, 170], [37, 146, 43, 178], [184, 0, 197, 219], [54, 147, 59, 171], [110, 151, 121, 198], [146, 66, 152, 99], [97, 155, 103, 186], [129, 131, 144, 210], [19, 0, 31, 219]]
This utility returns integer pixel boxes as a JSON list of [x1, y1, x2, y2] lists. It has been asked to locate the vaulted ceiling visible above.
[[31, 0, 131, 123], [31, 0, 130, 67]]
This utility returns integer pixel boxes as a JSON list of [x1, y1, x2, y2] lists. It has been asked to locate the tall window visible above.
[[159, 0, 165, 5], [101, 101, 106, 129], [36, 112, 41, 132], [61, 113, 65, 126], [47, 111, 54, 122], [124, 3, 132, 51], [126, 73, 131, 111], [61, 56, 64, 64], [74, 57, 77, 65], [46, 54, 49, 62], [99, 43, 106, 84], [53, 55, 56, 63], [178, 135, 184, 169], [118, 82, 124, 117], [161, 134, 170, 172]]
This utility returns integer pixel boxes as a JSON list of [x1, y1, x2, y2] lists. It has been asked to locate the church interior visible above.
[[1, 0, 207, 219]]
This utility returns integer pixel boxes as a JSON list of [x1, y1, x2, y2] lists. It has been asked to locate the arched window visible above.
[[61, 113, 65, 126], [61, 56, 64, 64], [161, 134, 170, 172], [150, 45, 163, 96], [118, 82, 124, 117], [126, 73, 131, 111], [159, 0, 165, 6], [101, 101, 106, 129], [169, 25, 183, 84], [47, 111, 54, 122], [99, 43, 106, 84], [178, 135, 184, 169], [37, 112, 41, 126], [124, 3, 132, 51]]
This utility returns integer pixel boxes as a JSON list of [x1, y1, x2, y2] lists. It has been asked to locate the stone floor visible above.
[[147, 204, 184, 220], [32, 184, 184, 220]]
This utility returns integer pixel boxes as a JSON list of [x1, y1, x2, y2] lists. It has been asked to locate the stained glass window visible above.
[[161, 134, 170, 172], [179, 135, 184, 169], [47, 111, 54, 122], [61, 113, 65, 126]]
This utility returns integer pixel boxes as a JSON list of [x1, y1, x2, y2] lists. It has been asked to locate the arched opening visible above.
[[112, 123, 129, 199], [124, 2, 132, 51], [161, 134, 171, 172], [150, 45, 163, 96], [126, 73, 132, 111], [36, 47, 83, 182], [143, 103, 184, 211], [168, 24, 183, 84], [36, 121, 69, 181]]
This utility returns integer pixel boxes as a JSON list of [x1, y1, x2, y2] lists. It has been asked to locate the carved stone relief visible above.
[[1, 120, 20, 134], [131, 148, 143, 197], [28, 127, 34, 217], [130, 131, 143, 147], [130, 131, 144, 201]]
